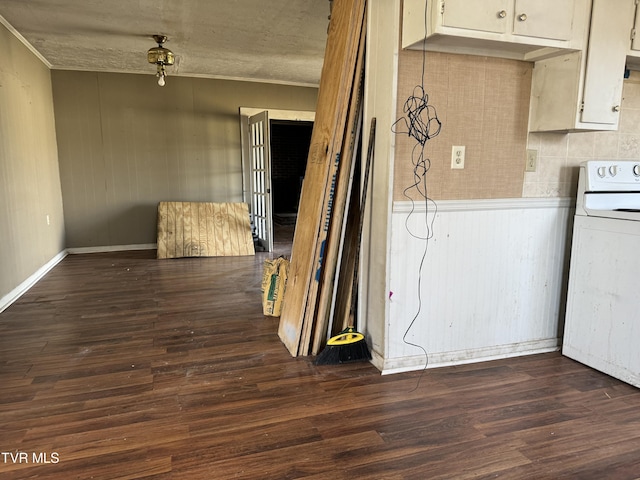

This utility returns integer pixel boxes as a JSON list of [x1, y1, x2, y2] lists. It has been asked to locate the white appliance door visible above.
[[563, 215, 640, 388]]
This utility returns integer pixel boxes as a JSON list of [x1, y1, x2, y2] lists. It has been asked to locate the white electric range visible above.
[[563, 160, 640, 388]]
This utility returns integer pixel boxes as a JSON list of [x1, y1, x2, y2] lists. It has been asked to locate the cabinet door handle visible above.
[[518, 13, 527, 21], [497, 10, 507, 18], [613, 105, 621, 112]]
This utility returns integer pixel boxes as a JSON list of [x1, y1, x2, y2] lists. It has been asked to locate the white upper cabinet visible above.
[[440, 0, 510, 34], [581, 0, 631, 125], [401, 0, 638, 132], [511, 0, 574, 41], [626, 0, 640, 69], [402, 0, 587, 61], [529, 0, 635, 131]]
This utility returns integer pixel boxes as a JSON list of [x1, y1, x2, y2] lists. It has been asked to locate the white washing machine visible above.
[[563, 160, 640, 388]]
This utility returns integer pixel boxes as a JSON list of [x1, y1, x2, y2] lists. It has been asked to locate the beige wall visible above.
[[52, 71, 318, 248], [394, 50, 532, 201], [0, 23, 65, 301]]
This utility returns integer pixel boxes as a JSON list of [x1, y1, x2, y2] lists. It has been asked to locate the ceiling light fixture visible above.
[[147, 35, 175, 87]]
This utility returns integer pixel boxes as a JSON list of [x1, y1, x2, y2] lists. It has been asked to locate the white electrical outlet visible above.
[[526, 149, 538, 172], [451, 146, 465, 169]]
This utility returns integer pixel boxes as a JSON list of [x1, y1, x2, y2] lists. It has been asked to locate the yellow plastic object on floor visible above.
[[261, 257, 289, 317]]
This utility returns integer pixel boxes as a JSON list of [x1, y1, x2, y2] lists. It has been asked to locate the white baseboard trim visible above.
[[66, 244, 157, 254], [0, 250, 68, 313], [377, 338, 561, 375], [369, 349, 386, 372]]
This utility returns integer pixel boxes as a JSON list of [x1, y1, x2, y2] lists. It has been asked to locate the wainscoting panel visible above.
[[381, 198, 573, 374]]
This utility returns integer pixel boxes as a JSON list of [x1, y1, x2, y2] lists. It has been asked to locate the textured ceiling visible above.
[[0, 0, 330, 86]]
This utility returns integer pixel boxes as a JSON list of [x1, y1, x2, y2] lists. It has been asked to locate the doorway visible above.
[[240, 108, 315, 252], [270, 120, 313, 246]]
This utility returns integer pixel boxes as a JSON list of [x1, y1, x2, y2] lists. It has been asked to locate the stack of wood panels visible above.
[[157, 201, 255, 259], [278, 0, 368, 357]]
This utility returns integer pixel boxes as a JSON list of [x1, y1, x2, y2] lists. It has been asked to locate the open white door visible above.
[[248, 111, 273, 252]]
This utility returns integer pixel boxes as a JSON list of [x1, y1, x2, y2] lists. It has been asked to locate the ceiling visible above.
[[0, 0, 331, 87]]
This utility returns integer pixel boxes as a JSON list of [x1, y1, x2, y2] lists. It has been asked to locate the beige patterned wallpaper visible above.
[[394, 50, 640, 202], [393, 50, 532, 201]]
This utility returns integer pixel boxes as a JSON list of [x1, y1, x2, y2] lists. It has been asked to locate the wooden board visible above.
[[307, 32, 366, 355], [327, 118, 376, 340], [277, 0, 367, 356], [157, 202, 255, 259], [314, 142, 361, 350]]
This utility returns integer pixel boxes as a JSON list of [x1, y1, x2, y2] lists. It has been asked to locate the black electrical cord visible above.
[[391, 0, 441, 390]]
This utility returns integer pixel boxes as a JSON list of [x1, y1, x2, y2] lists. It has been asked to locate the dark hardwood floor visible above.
[[2, 247, 640, 479]]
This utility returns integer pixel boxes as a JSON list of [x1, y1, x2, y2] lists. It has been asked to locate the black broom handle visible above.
[[349, 117, 376, 326]]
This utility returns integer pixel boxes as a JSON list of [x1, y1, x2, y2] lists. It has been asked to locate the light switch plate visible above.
[[526, 149, 537, 172]]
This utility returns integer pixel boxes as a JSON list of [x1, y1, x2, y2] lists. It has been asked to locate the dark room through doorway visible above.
[[270, 119, 313, 245]]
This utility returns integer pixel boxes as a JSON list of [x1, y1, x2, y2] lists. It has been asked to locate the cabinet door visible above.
[[441, 0, 510, 34], [581, 0, 634, 124], [512, 0, 575, 41]]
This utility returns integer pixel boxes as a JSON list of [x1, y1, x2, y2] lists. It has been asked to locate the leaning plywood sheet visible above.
[[157, 202, 255, 259], [277, 0, 367, 356]]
